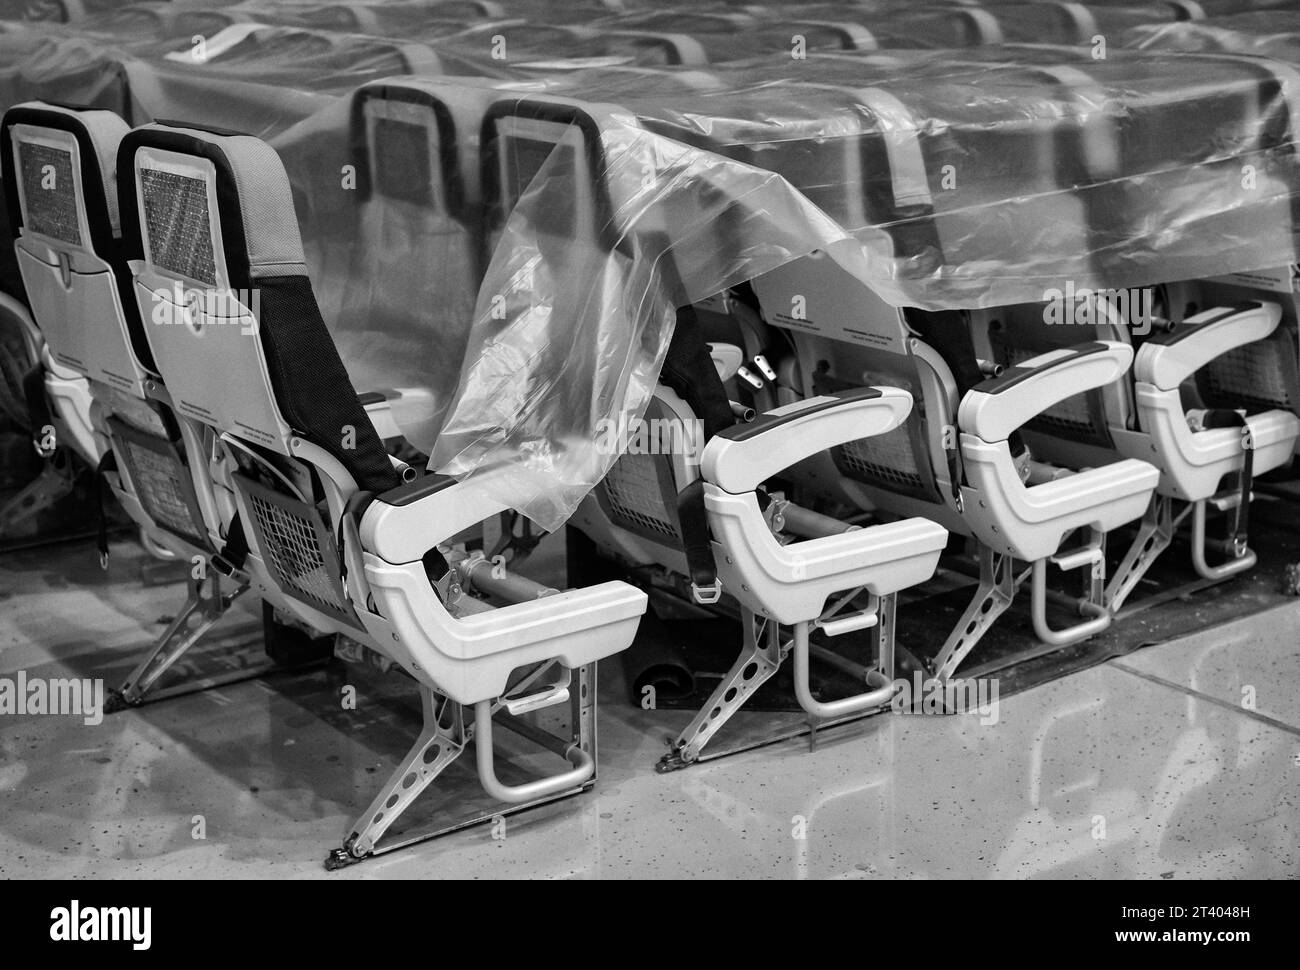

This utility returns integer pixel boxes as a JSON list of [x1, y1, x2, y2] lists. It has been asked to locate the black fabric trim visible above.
[[860, 131, 942, 276], [1144, 302, 1263, 347], [212, 511, 249, 575], [94, 449, 116, 565], [480, 99, 625, 256], [377, 473, 458, 508], [660, 305, 735, 442], [348, 84, 466, 219], [675, 476, 715, 591], [21, 362, 51, 453], [716, 387, 884, 444], [1201, 408, 1253, 548], [2, 105, 120, 268], [253, 275, 401, 494], [0, 104, 158, 373], [117, 126, 254, 293], [974, 341, 1109, 396]]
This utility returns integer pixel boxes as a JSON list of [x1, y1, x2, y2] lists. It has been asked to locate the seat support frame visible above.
[[105, 571, 249, 710]]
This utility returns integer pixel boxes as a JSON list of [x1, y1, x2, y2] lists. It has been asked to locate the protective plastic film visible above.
[[432, 99, 865, 525], [432, 47, 1300, 528], [7, 5, 1300, 531]]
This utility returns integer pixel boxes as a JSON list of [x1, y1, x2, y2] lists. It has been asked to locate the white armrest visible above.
[[1134, 301, 1282, 391], [701, 387, 913, 494], [958, 341, 1133, 443], [360, 469, 512, 566]]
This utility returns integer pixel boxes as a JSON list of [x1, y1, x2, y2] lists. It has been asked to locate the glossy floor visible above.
[[0, 538, 1296, 879]]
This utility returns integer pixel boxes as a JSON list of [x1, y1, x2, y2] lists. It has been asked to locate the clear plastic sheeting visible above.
[[432, 48, 1300, 526], [5, 3, 1300, 528]]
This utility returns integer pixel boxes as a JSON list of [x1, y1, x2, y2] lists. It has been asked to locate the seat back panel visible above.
[[3, 109, 154, 392]]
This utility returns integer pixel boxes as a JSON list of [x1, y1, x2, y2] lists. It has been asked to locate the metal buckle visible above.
[[691, 579, 722, 605]]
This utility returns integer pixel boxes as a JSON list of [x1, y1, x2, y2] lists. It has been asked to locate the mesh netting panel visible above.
[[603, 452, 680, 541], [120, 437, 205, 545], [1202, 341, 1296, 413], [139, 168, 217, 285], [247, 490, 352, 618], [18, 141, 81, 246], [837, 425, 926, 492]]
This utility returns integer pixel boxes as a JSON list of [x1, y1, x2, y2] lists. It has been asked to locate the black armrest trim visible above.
[[715, 387, 883, 443], [974, 341, 1109, 396], [357, 391, 385, 407], [1145, 301, 1263, 347], [375, 473, 458, 508]]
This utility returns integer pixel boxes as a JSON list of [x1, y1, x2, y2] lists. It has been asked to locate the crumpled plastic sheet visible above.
[[431, 46, 1300, 527], [5, 3, 1300, 530]]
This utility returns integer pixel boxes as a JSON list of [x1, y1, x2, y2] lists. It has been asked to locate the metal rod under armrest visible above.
[[474, 700, 594, 804], [791, 622, 895, 720]]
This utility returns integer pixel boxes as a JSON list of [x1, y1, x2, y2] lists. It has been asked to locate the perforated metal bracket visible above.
[[105, 572, 248, 711]]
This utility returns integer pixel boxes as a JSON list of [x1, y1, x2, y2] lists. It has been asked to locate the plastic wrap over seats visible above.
[[431, 49, 1297, 532], [473, 92, 949, 763]]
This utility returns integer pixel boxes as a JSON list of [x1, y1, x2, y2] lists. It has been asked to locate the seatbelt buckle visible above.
[[691, 579, 722, 605], [750, 354, 777, 382], [210, 554, 236, 579]]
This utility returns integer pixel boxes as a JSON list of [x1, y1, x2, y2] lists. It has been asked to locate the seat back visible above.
[[349, 79, 484, 335], [979, 298, 1138, 468], [1174, 273, 1300, 418], [1, 102, 153, 396], [480, 96, 746, 568], [1, 103, 218, 553], [119, 120, 400, 625]]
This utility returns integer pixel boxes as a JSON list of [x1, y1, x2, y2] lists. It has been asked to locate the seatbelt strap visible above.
[[660, 305, 735, 438], [1201, 409, 1253, 554], [941, 424, 965, 514], [660, 307, 732, 602], [335, 489, 375, 585], [93, 450, 116, 569], [211, 512, 250, 576], [21, 362, 54, 457], [676, 477, 719, 603]]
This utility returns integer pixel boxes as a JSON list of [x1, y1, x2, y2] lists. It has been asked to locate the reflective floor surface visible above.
[[1, 536, 1296, 879]]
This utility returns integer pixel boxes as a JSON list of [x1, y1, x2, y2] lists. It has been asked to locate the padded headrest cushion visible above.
[[1, 101, 130, 249], [118, 121, 306, 290]]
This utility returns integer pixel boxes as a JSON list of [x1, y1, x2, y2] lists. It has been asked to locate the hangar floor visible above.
[[0, 536, 1296, 879]]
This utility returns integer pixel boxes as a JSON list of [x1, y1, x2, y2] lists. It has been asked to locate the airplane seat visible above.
[[118, 117, 647, 863]]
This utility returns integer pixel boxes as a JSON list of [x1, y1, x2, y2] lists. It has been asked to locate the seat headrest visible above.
[[117, 121, 306, 292], [348, 80, 465, 213], [478, 97, 642, 268], [1, 101, 130, 253]]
